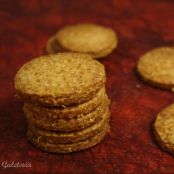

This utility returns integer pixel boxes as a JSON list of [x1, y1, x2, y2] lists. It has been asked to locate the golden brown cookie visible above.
[[15, 53, 106, 106], [23, 87, 107, 119], [46, 29, 117, 58], [137, 47, 174, 90], [154, 103, 174, 154], [47, 24, 117, 58], [25, 97, 109, 132], [28, 123, 110, 153], [27, 109, 110, 144]]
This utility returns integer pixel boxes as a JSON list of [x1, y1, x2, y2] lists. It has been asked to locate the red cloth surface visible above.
[[0, 0, 174, 173]]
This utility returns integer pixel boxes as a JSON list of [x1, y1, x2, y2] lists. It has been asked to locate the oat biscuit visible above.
[[23, 87, 107, 119], [15, 53, 106, 106], [25, 98, 109, 132], [27, 109, 110, 144], [154, 103, 174, 154], [46, 24, 117, 58], [46, 32, 116, 58], [137, 47, 174, 90], [28, 123, 109, 153]]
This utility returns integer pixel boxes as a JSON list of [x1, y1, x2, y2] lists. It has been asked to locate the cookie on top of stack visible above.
[[46, 23, 118, 59], [14, 53, 110, 153]]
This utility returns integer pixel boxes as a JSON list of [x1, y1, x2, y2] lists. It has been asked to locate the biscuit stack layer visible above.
[[15, 53, 110, 153]]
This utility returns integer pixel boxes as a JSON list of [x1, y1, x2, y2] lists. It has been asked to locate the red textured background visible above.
[[0, 0, 174, 173]]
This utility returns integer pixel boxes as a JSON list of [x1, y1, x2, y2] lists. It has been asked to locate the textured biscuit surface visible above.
[[25, 98, 109, 132], [154, 103, 174, 154], [28, 123, 109, 153], [27, 109, 110, 144], [15, 53, 106, 106], [137, 47, 174, 90], [23, 87, 107, 119], [56, 24, 117, 58]]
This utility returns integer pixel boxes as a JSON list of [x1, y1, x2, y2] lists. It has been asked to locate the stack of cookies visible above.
[[14, 53, 110, 153], [46, 23, 117, 59]]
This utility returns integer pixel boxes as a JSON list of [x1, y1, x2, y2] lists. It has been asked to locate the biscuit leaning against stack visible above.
[[46, 23, 118, 59], [14, 52, 110, 153]]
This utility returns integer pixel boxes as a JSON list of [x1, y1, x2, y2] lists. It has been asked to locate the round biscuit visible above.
[[154, 103, 174, 154], [15, 53, 106, 106], [56, 24, 117, 58], [137, 47, 174, 90]]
